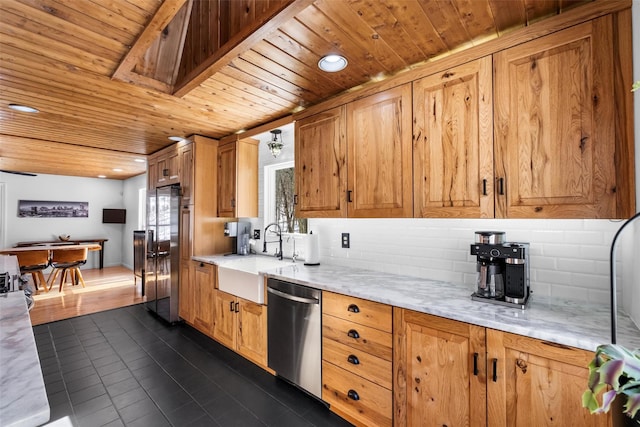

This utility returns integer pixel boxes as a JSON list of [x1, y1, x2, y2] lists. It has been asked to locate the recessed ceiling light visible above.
[[97, 175, 107, 179], [318, 55, 348, 72], [113, 168, 123, 172], [8, 103, 39, 113], [168, 136, 184, 142], [134, 158, 146, 163]]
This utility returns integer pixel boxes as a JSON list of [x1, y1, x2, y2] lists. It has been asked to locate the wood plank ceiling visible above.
[[0, 0, 593, 179]]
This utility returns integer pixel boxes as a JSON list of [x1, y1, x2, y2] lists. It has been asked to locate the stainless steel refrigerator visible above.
[[145, 185, 180, 323]]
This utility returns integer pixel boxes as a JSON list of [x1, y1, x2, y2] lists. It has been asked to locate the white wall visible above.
[[0, 172, 144, 269], [121, 174, 147, 270]]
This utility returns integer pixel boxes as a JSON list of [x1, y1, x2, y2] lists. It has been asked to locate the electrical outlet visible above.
[[341, 233, 350, 248], [253, 229, 260, 239]]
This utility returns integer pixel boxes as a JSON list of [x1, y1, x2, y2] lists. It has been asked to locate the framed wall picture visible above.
[[18, 200, 89, 218]]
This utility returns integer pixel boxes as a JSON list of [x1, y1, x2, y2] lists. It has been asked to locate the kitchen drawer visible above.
[[323, 361, 392, 427], [322, 314, 392, 361], [323, 291, 392, 332], [322, 337, 392, 389]]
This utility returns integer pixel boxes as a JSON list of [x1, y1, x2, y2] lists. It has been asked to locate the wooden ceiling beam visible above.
[[172, 0, 316, 98], [112, 0, 189, 83]]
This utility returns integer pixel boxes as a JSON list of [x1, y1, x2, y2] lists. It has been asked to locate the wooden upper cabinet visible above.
[[217, 142, 237, 217], [179, 143, 194, 205], [217, 138, 259, 218], [146, 155, 157, 191], [494, 18, 619, 219], [156, 146, 180, 187], [295, 106, 347, 218], [347, 84, 413, 218], [486, 329, 610, 427], [413, 56, 494, 218]]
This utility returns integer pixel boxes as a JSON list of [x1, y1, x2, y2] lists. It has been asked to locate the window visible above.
[[264, 161, 307, 234]]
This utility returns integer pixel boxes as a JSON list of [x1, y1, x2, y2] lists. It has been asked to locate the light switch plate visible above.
[[341, 233, 350, 248]]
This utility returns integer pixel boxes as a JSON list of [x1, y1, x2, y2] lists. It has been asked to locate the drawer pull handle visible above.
[[347, 329, 360, 339], [347, 354, 360, 365], [482, 179, 487, 196], [492, 358, 498, 382], [473, 352, 479, 376], [347, 304, 360, 313], [498, 177, 505, 195], [347, 389, 360, 401]]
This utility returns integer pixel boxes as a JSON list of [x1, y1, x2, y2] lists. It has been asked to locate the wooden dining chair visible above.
[[47, 248, 88, 292], [12, 250, 50, 293]]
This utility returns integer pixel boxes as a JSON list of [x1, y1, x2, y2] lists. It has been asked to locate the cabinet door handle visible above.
[[347, 304, 360, 313], [347, 389, 360, 401], [294, 194, 298, 205], [482, 179, 487, 196], [492, 358, 498, 382], [473, 352, 479, 376], [347, 329, 360, 339], [347, 190, 353, 203], [497, 178, 505, 195], [231, 198, 236, 208], [347, 354, 360, 365], [235, 302, 239, 313], [230, 301, 234, 312]]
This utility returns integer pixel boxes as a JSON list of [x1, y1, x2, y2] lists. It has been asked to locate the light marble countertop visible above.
[[193, 254, 640, 352], [0, 292, 50, 427]]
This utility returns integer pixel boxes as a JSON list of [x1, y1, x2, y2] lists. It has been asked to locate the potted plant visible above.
[[583, 344, 640, 425]]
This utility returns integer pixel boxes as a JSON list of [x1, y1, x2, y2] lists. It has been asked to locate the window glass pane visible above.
[[274, 167, 307, 233]]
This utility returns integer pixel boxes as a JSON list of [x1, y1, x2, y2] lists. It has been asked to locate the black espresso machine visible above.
[[470, 231, 530, 309]]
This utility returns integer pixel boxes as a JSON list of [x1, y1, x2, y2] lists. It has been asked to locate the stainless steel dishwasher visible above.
[[267, 278, 322, 399]]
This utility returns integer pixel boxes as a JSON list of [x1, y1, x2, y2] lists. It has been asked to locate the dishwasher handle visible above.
[[267, 287, 319, 305]]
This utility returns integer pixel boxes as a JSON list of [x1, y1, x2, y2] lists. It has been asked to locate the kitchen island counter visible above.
[[0, 292, 49, 427], [193, 255, 640, 352]]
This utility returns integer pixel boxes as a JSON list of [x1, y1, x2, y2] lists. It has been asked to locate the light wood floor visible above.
[[29, 266, 145, 326]]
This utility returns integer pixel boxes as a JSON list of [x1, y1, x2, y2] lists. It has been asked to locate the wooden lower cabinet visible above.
[[178, 260, 193, 323], [323, 361, 393, 427], [486, 329, 610, 427], [192, 262, 215, 334], [323, 292, 393, 427], [394, 308, 611, 427], [213, 289, 268, 368], [393, 308, 486, 427]]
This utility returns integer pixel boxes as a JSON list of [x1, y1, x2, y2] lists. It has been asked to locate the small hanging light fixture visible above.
[[267, 129, 283, 158]]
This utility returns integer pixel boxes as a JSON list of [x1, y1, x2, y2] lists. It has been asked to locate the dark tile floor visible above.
[[34, 304, 353, 427]]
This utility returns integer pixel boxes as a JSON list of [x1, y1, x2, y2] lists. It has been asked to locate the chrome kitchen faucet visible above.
[[263, 222, 283, 260]]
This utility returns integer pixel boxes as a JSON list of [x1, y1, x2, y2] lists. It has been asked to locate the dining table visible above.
[[0, 243, 102, 255], [14, 238, 108, 269]]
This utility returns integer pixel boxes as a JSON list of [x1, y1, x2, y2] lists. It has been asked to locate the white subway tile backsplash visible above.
[[531, 230, 565, 243], [550, 284, 591, 302], [309, 218, 631, 306], [564, 231, 605, 245], [537, 269, 573, 285], [556, 258, 597, 274]]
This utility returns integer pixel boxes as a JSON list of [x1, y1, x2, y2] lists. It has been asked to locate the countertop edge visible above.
[[192, 255, 640, 353]]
